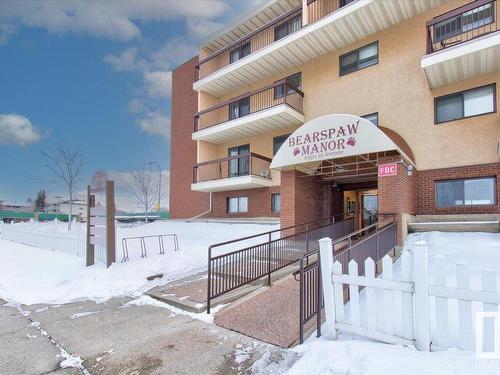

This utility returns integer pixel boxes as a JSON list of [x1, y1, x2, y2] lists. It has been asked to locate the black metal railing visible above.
[[206, 214, 354, 313], [192, 153, 272, 184], [296, 216, 397, 344], [194, 79, 304, 132], [426, 0, 498, 53]]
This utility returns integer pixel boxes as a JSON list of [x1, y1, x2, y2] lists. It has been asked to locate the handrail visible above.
[[195, 6, 302, 72], [426, 0, 494, 27], [193, 152, 271, 168], [195, 78, 304, 118]]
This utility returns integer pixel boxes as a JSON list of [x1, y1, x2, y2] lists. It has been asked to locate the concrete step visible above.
[[408, 220, 500, 233]]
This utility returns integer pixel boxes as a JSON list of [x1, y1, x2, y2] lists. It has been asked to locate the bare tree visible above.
[[124, 164, 159, 223], [41, 143, 83, 231]]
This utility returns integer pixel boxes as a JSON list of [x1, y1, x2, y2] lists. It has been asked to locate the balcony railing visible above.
[[195, 0, 355, 81], [193, 153, 272, 184], [194, 79, 304, 132], [426, 0, 498, 54]]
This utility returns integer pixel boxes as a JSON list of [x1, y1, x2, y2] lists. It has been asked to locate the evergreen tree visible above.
[[34, 190, 47, 212]]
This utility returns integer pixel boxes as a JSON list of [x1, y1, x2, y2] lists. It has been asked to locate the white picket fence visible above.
[[319, 238, 500, 352], [0, 223, 90, 259]]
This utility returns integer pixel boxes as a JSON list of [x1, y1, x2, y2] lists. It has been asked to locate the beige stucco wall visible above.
[[197, 0, 500, 172]]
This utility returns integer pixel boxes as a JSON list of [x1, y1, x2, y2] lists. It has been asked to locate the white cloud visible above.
[[143, 70, 172, 98], [0, 114, 41, 146], [149, 38, 197, 70], [103, 47, 148, 72], [136, 111, 170, 139], [187, 19, 223, 39], [0, 0, 228, 41], [128, 99, 146, 114], [0, 21, 17, 44]]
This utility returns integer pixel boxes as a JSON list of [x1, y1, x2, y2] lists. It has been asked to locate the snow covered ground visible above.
[[0, 220, 278, 305]]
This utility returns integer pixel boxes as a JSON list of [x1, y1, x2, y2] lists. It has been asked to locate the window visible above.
[[230, 41, 251, 63], [271, 193, 281, 213], [362, 112, 378, 126], [227, 197, 248, 213], [435, 177, 496, 207], [341, 0, 356, 6], [274, 13, 302, 41], [340, 42, 378, 76], [274, 72, 302, 99], [273, 134, 291, 155], [228, 144, 250, 177], [434, 2, 494, 43], [435, 84, 496, 123], [229, 97, 250, 120]]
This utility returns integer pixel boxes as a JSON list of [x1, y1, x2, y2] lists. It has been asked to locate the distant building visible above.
[[46, 199, 87, 220], [0, 200, 33, 213]]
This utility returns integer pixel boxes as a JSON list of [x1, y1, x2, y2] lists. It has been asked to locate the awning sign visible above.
[[378, 163, 397, 177], [270, 114, 402, 170]]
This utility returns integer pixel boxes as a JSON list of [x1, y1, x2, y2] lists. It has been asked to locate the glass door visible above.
[[228, 144, 249, 177], [362, 194, 378, 227]]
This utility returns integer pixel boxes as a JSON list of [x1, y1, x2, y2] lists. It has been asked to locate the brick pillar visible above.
[[331, 189, 343, 217], [378, 156, 416, 246], [281, 170, 327, 232]]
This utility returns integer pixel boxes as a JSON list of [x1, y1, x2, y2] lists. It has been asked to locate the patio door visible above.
[[362, 194, 378, 226], [228, 144, 250, 177], [229, 97, 250, 120]]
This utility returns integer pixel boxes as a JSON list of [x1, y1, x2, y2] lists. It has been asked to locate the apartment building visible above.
[[170, 0, 500, 243]]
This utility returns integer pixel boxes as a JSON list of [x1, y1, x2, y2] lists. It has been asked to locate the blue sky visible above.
[[0, 0, 255, 207]]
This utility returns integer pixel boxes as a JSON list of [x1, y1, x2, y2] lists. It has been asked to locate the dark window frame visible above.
[[274, 13, 302, 42], [228, 96, 250, 120], [434, 83, 497, 124], [271, 193, 281, 213], [226, 196, 249, 214], [434, 176, 497, 208], [274, 72, 302, 99], [273, 134, 291, 155], [229, 41, 251, 64], [361, 112, 379, 126], [339, 41, 379, 76], [228, 144, 250, 177]]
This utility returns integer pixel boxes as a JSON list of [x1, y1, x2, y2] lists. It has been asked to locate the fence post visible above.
[[319, 237, 336, 340], [413, 240, 431, 351], [267, 232, 272, 285]]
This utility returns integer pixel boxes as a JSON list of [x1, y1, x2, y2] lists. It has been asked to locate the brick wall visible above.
[[169, 57, 210, 218], [281, 170, 328, 229], [416, 162, 500, 215], [207, 186, 280, 218]]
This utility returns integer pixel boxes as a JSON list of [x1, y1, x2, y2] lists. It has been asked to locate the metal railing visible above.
[[194, 79, 304, 132], [121, 234, 179, 262], [307, 0, 343, 24], [296, 216, 397, 343], [206, 214, 354, 313], [426, 0, 498, 53], [195, 6, 302, 80], [193, 153, 272, 184]]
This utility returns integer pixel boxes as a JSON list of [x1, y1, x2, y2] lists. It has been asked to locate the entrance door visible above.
[[362, 194, 378, 226], [228, 144, 250, 177]]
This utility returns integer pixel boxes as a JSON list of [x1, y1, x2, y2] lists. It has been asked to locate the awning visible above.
[[270, 114, 414, 171]]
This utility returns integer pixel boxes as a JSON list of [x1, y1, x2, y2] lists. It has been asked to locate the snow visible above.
[[260, 336, 500, 375], [0, 220, 278, 305]]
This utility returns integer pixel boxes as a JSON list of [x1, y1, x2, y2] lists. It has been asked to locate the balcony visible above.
[[194, 0, 445, 96], [191, 153, 274, 192], [193, 79, 304, 144], [422, 0, 500, 89]]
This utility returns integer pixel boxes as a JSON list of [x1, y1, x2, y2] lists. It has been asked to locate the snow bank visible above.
[[0, 221, 278, 305]]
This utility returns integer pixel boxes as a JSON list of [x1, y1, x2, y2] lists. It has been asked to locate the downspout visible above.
[[189, 192, 213, 220]]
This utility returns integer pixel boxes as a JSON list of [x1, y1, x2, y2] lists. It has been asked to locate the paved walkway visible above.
[[215, 276, 301, 348], [0, 297, 295, 375]]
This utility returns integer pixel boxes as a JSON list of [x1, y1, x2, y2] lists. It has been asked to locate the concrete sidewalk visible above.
[[0, 296, 294, 375]]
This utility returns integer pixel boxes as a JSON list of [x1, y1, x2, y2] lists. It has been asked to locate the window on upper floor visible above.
[[230, 41, 251, 63], [273, 134, 291, 155], [229, 97, 250, 120], [274, 72, 302, 99], [361, 112, 378, 126], [274, 13, 302, 41], [271, 193, 281, 213], [340, 42, 379, 76], [435, 177, 496, 207], [435, 84, 496, 124]]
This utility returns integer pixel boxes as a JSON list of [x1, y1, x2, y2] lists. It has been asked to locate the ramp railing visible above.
[[296, 216, 397, 344], [206, 214, 354, 313]]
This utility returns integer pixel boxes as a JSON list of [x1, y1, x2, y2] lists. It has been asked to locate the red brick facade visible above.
[[207, 187, 281, 218], [416, 162, 500, 215], [169, 57, 210, 219]]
